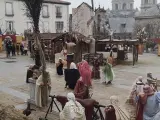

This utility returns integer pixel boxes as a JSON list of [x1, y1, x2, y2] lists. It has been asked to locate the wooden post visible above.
[[136, 45, 139, 62], [138, 44, 143, 55], [0, 35, 2, 52], [91, 0, 94, 11], [133, 45, 135, 66], [158, 43, 160, 56]]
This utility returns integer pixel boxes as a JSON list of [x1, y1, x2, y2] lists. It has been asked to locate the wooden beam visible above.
[[91, 0, 94, 11]]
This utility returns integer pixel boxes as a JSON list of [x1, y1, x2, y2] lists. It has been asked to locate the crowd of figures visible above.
[[126, 73, 160, 120], [25, 45, 160, 120], [4, 36, 28, 58], [55, 54, 160, 120], [54, 56, 116, 119], [56, 52, 115, 87]]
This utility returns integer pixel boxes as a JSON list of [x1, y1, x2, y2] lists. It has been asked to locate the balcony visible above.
[[56, 13, 62, 18], [56, 29, 63, 33], [5, 13, 14, 17]]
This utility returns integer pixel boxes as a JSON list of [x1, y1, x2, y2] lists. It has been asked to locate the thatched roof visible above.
[[27, 33, 61, 41], [97, 39, 139, 45], [51, 32, 91, 44]]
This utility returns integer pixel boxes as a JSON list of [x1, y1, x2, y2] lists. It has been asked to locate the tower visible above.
[[112, 0, 134, 11], [141, 0, 157, 12]]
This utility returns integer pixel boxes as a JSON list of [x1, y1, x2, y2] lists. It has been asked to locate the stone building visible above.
[[135, 0, 160, 39], [141, 0, 157, 12], [72, 2, 94, 37], [107, 0, 137, 39], [0, 0, 70, 34], [93, 6, 109, 39]]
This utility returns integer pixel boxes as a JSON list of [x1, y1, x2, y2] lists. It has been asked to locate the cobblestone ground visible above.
[[0, 53, 160, 119]]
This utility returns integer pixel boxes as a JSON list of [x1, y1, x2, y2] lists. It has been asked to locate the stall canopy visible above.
[[52, 32, 91, 63], [96, 39, 140, 66]]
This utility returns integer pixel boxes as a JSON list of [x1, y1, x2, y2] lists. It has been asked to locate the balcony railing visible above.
[[56, 29, 63, 33], [5, 13, 14, 17]]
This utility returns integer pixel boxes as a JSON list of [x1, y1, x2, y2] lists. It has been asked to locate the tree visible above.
[[23, 0, 49, 107]]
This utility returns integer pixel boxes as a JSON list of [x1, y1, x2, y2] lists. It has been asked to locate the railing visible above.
[[56, 29, 63, 33]]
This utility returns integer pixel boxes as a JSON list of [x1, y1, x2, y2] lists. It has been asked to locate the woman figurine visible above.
[[108, 50, 114, 66], [60, 92, 86, 120], [64, 62, 80, 89], [56, 58, 63, 75], [102, 60, 115, 85], [74, 80, 89, 99], [126, 76, 144, 105], [92, 57, 100, 79], [79, 61, 92, 87]]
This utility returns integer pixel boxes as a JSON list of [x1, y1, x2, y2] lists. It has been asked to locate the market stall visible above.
[[96, 39, 139, 66], [51, 32, 90, 64]]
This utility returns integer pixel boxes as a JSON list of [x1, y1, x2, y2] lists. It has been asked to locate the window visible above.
[[98, 15, 101, 21], [56, 21, 63, 33], [42, 5, 49, 18], [6, 21, 14, 31], [5, 2, 14, 16], [130, 4, 133, 9], [145, 0, 148, 4], [120, 23, 126, 33], [115, 4, 118, 10], [123, 3, 126, 10], [97, 14, 101, 32], [121, 24, 126, 28], [42, 21, 49, 33], [153, 0, 156, 4], [56, 6, 62, 18]]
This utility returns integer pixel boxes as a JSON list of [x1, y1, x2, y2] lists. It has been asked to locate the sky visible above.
[[67, 0, 160, 13]]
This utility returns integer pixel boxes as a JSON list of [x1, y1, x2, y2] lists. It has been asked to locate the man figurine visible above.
[[136, 84, 160, 120], [92, 57, 100, 79]]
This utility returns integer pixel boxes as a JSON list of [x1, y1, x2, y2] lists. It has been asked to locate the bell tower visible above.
[[112, 0, 134, 11], [141, 0, 157, 12]]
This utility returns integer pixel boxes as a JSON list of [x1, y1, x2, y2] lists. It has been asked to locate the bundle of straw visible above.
[[110, 96, 130, 120]]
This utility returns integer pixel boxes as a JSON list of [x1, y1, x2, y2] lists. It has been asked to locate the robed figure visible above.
[[92, 57, 100, 79], [64, 62, 80, 89]]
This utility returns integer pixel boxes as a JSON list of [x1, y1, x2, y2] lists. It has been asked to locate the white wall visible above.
[[0, 0, 69, 34], [72, 3, 94, 37]]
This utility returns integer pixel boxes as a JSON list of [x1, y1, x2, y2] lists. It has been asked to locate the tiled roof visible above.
[[18, 0, 70, 5], [44, 0, 71, 5], [77, 2, 92, 10]]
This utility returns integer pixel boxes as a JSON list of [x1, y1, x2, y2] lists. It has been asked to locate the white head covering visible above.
[[130, 76, 144, 98], [29, 64, 34, 69], [67, 92, 76, 102], [136, 76, 143, 84], [70, 62, 77, 69]]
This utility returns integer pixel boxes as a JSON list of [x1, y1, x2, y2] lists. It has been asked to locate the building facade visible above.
[[72, 2, 94, 37], [107, 0, 137, 39], [0, 0, 70, 35], [93, 6, 109, 39], [135, 0, 160, 39], [141, 0, 157, 12]]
